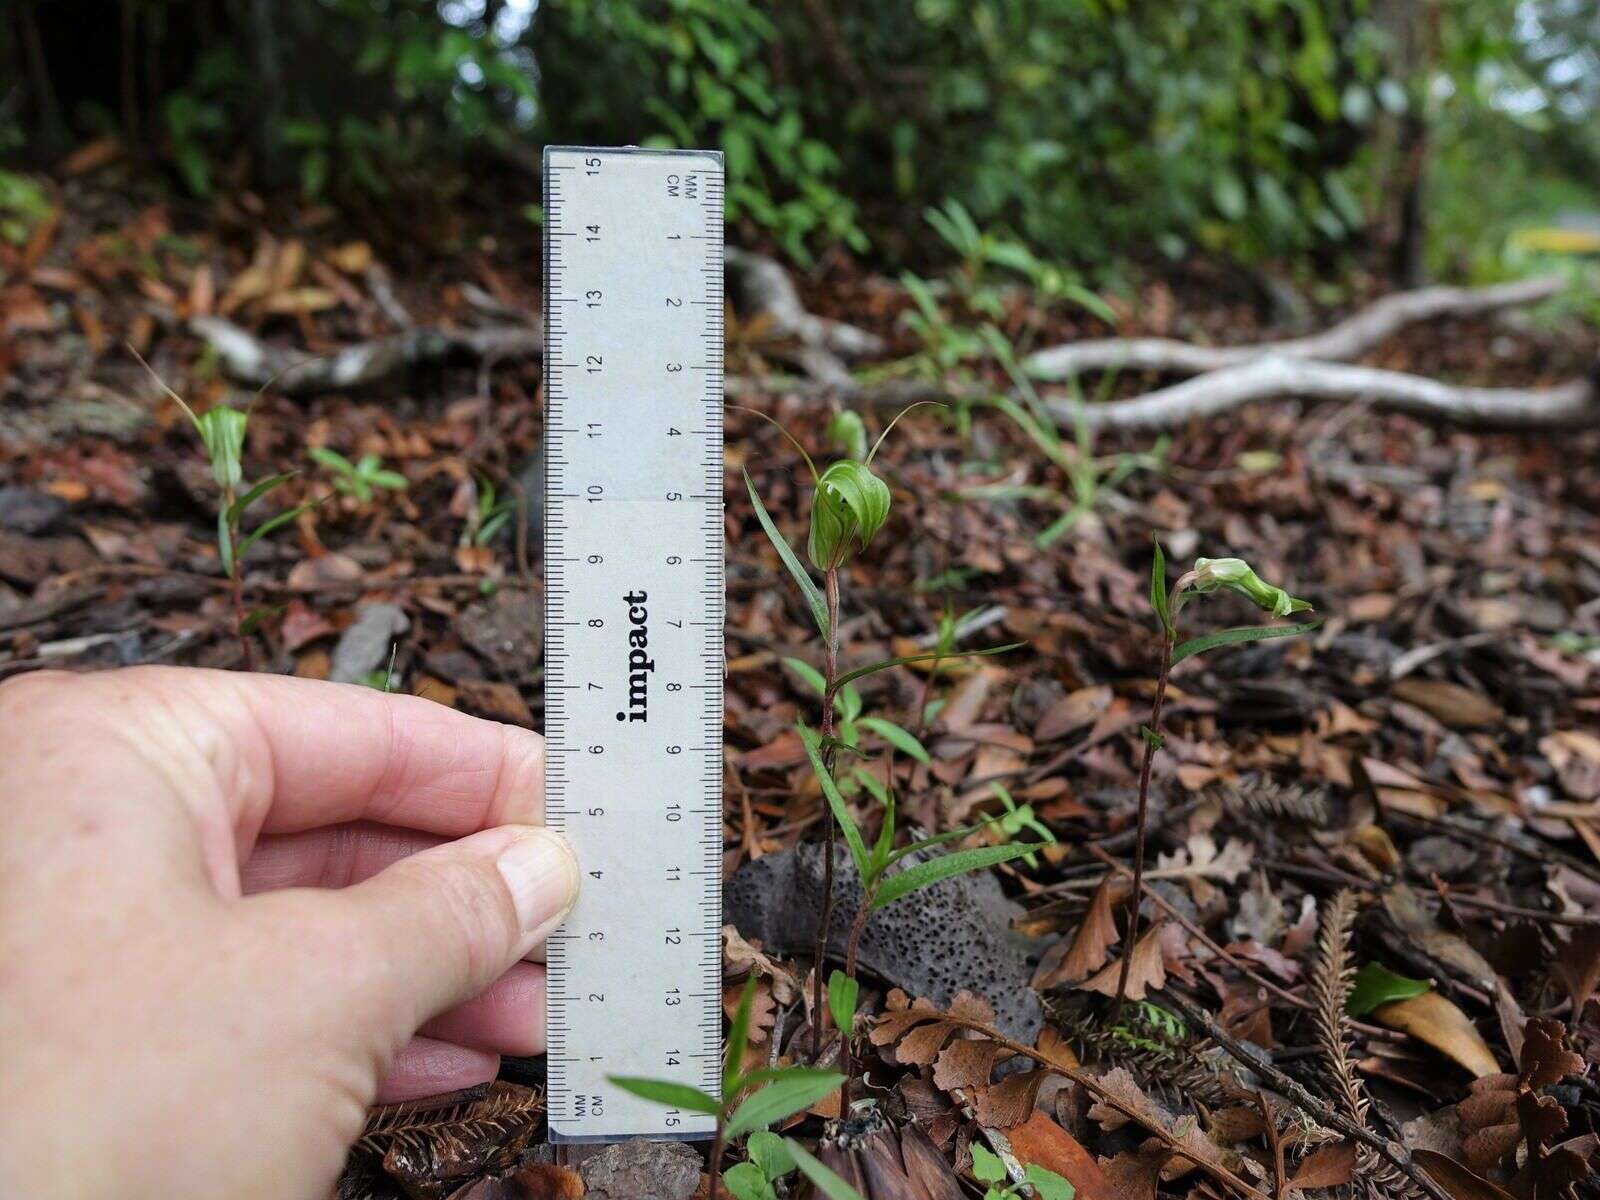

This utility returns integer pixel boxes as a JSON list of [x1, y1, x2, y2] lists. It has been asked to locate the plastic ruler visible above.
[[541, 145, 724, 1142]]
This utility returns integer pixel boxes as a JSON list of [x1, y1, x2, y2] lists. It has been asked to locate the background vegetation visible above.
[[3, 0, 1598, 281]]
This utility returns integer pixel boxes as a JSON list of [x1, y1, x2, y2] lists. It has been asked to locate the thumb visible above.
[[321, 825, 579, 1038]]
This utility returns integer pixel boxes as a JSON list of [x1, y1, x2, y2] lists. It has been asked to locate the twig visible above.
[[1163, 992, 1452, 1200], [1256, 1091, 1286, 1200], [1023, 276, 1566, 379]]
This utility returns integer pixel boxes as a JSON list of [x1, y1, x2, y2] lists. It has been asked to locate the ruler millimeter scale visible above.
[[542, 146, 725, 1143]]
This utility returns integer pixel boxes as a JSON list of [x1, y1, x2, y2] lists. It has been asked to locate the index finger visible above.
[[87, 666, 544, 838]]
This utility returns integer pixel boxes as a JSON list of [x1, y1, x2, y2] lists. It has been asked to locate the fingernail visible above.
[[496, 828, 579, 939]]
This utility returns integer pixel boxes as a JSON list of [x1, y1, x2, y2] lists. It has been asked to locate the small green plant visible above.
[[611, 977, 843, 1200], [970, 1143, 1075, 1200], [926, 198, 1113, 326], [1114, 546, 1320, 1016], [309, 447, 408, 503], [976, 326, 1166, 547], [743, 403, 1019, 1066], [461, 472, 517, 548], [981, 782, 1056, 869], [136, 350, 310, 669], [0, 170, 51, 245]]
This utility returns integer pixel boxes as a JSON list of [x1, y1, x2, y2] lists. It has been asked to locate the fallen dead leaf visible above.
[[1035, 877, 1120, 987], [1391, 679, 1503, 729], [1079, 921, 1167, 1002], [1005, 1111, 1108, 1197], [1372, 992, 1501, 1078]]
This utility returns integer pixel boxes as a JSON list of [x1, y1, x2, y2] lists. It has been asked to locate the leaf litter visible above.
[[1, 173, 1599, 1199]]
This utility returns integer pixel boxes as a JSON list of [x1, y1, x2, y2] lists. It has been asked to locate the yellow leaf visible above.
[[1372, 992, 1501, 1077]]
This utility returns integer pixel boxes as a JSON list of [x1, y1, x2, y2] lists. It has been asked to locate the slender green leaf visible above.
[[745, 469, 828, 638], [724, 1069, 843, 1138], [726, 975, 757, 1096], [369, 468, 408, 490], [227, 471, 297, 524], [746, 1131, 795, 1182], [309, 445, 353, 474], [798, 721, 869, 880], [786, 1139, 867, 1200], [832, 643, 1023, 689], [838, 683, 863, 723], [1151, 540, 1172, 637], [782, 656, 828, 698], [827, 970, 858, 1040], [235, 503, 315, 559], [1346, 963, 1431, 1017], [871, 842, 1041, 911], [606, 1076, 722, 1116], [1170, 619, 1321, 666], [886, 824, 978, 866], [859, 717, 930, 765], [868, 783, 895, 878]]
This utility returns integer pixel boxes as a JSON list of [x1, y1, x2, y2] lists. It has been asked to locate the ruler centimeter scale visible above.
[[542, 146, 725, 1143]]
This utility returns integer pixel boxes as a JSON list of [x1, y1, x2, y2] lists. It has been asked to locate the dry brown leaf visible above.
[[1098, 1148, 1173, 1200], [1079, 920, 1167, 1002], [1004, 1112, 1108, 1197], [931, 1037, 1008, 1091], [1286, 1141, 1356, 1193], [971, 1069, 1046, 1128], [1518, 1017, 1585, 1089], [1036, 877, 1120, 988], [1391, 679, 1503, 728], [1414, 1149, 1518, 1200], [1371, 992, 1501, 1077], [1035, 685, 1113, 741], [1552, 926, 1600, 1015]]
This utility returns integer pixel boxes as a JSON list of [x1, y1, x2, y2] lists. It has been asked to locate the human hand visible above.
[[0, 666, 578, 1200]]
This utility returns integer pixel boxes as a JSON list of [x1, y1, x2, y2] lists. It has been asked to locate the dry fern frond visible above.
[[1221, 777, 1329, 826], [354, 1081, 544, 1158], [1309, 890, 1421, 1199]]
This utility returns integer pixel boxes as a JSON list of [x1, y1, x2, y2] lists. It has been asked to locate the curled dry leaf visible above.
[[1035, 876, 1120, 988], [1371, 991, 1501, 1078], [1413, 1149, 1518, 1200], [1079, 920, 1168, 1002]]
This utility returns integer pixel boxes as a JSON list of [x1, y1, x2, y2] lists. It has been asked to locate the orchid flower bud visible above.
[[827, 410, 869, 462], [1187, 556, 1311, 618], [808, 459, 891, 571]]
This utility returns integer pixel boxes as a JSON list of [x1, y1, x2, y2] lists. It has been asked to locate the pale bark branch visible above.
[[1054, 357, 1598, 432], [189, 316, 541, 396], [1024, 276, 1566, 380]]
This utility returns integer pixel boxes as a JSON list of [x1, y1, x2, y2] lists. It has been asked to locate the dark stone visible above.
[[460, 588, 542, 680], [578, 1138, 701, 1200], [726, 841, 1047, 1042], [0, 487, 67, 534]]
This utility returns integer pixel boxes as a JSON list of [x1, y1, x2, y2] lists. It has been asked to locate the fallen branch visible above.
[[1051, 357, 1598, 432], [190, 315, 542, 396], [1024, 276, 1566, 380], [726, 246, 883, 384]]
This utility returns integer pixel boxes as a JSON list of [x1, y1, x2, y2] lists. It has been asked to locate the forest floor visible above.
[[3, 162, 1600, 1200]]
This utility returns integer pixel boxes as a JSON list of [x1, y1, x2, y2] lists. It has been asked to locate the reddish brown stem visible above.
[[810, 568, 842, 1059], [707, 1120, 726, 1200], [1111, 627, 1171, 1021], [837, 902, 871, 1110]]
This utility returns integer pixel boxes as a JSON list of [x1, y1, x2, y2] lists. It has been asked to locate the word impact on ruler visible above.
[[542, 146, 725, 1143]]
